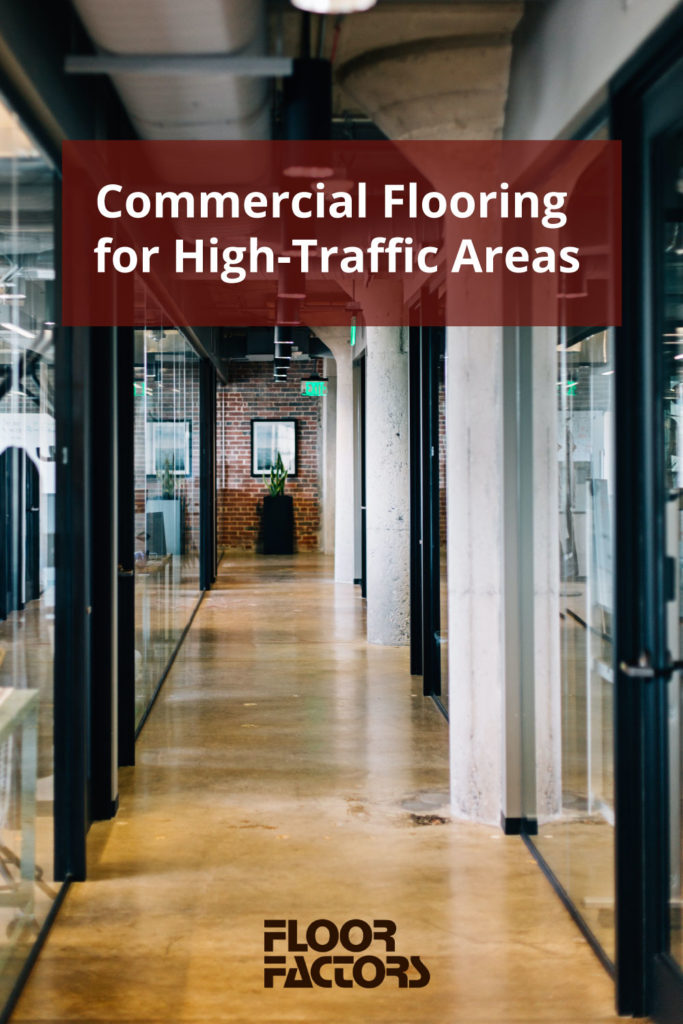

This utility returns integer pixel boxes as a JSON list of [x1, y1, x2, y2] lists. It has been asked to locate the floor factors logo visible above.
[[263, 918, 431, 989]]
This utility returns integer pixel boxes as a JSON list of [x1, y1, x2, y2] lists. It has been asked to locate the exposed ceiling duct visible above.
[[70, 0, 271, 140]]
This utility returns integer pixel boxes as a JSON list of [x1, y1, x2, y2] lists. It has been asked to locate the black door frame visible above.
[[53, 326, 90, 881], [409, 320, 446, 712], [420, 325, 444, 706], [88, 326, 119, 821], [200, 356, 218, 591], [117, 326, 136, 768], [409, 324, 423, 676], [611, 7, 683, 1019], [353, 352, 367, 597]]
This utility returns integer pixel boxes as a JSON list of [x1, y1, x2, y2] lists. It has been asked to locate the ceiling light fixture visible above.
[[291, 0, 377, 12]]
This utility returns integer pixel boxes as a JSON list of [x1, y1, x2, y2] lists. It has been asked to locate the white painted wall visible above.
[[505, 0, 681, 139]]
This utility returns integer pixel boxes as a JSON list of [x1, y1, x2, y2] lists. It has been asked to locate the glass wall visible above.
[[0, 96, 57, 999], [660, 121, 683, 972], [133, 328, 201, 726], [531, 328, 615, 960], [438, 335, 448, 712]]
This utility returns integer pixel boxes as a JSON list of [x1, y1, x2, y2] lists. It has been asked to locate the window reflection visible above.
[[0, 94, 57, 1001], [133, 328, 201, 725], [532, 326, 615, 961], [661, 124, 683, 970]]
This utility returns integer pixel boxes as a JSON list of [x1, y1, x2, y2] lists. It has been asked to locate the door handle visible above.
[[619, 652, 683, 680], [118, 566, 135, 578]]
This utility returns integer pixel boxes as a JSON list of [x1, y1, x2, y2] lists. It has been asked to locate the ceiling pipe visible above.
[[65, 54, 293, 77], [282, 58, 332, 140], [70, 0, 271, 140], [275, 32, 333, 380]]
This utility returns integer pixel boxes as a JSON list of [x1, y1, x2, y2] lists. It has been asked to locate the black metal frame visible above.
[[409, 325, 423, 676], [353, 352, 367, 597], [88, 327, 119, 821], [408, 320, 446, 715], [200, 357, 217, 591], [117, 327, 136, 767], [53, 326, 90, 881], [421, 326, 444, 706]]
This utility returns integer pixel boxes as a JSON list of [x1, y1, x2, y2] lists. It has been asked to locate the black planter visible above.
[[261, 494, 294, 554]]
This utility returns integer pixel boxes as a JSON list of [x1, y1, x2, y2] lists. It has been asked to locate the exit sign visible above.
[[301, 379, 328, 397]]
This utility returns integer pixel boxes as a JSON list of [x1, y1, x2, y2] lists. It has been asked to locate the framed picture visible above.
[[251, 419, 297, 477], [145, 420, 192, 477]]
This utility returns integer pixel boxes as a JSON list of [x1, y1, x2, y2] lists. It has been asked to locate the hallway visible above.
[[14, 556, 626, 1023]]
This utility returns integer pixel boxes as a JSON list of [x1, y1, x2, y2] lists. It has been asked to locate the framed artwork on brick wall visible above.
[[251, 419, 297, 477], [145, 420, 192, 477]]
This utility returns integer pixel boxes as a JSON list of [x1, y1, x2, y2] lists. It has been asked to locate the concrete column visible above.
[[365, 325, 410, 645], [316, 330, 356, 583], [447, 325, 505, 824], [333, 346, 355, 583], [321, 357, 336, 556]]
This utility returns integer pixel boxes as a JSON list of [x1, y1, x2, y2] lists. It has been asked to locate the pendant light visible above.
[[291, 1, 377, 12]]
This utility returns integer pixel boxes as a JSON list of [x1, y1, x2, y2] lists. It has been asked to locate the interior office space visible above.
[[0, 0, 682, 1021]]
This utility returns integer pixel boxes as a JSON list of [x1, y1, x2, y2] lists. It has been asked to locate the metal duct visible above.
[[70, 0, 270, 139]]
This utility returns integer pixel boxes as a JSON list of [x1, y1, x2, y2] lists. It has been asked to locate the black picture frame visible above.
[[145, 420, 192, 478], [251, 418, 297, 477]]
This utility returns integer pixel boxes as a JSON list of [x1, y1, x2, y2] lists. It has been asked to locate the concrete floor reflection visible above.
[[0, 591, 57, 1013], [532, 591, 615, 962], [135, 553, 201, 725], [14, 554, 631, 1022]]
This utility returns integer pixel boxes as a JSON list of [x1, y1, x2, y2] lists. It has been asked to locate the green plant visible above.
[[159, 456, 174, 499], [268, 452, 288, 496]]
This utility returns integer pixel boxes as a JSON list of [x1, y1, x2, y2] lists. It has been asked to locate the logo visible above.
[[264, 918, 430, 989]]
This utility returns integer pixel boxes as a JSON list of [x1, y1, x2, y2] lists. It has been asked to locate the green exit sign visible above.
[[133, 381, 146, 397], [301, 379, 328, 397]]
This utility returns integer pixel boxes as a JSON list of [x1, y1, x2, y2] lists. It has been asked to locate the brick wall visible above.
[[217, 359, 323, 551]]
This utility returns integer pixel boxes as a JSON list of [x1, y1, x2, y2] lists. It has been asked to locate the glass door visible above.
[[612, 24, 683, 1019], [652, 98, 683, 1023], [618, 46, 683, 1024]]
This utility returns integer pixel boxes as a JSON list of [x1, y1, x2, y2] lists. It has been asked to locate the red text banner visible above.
[[62, 140, 621, 327]]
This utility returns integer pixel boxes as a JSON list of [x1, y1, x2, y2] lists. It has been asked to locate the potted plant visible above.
[[147, 456, 183, 555], [261, 452, 294, 554]]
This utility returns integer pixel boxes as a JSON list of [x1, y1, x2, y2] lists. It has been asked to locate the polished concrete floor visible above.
[[13, 554, 634, 1023]]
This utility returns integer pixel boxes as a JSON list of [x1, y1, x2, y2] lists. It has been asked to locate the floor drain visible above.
[[410, 813, 450, 826]]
